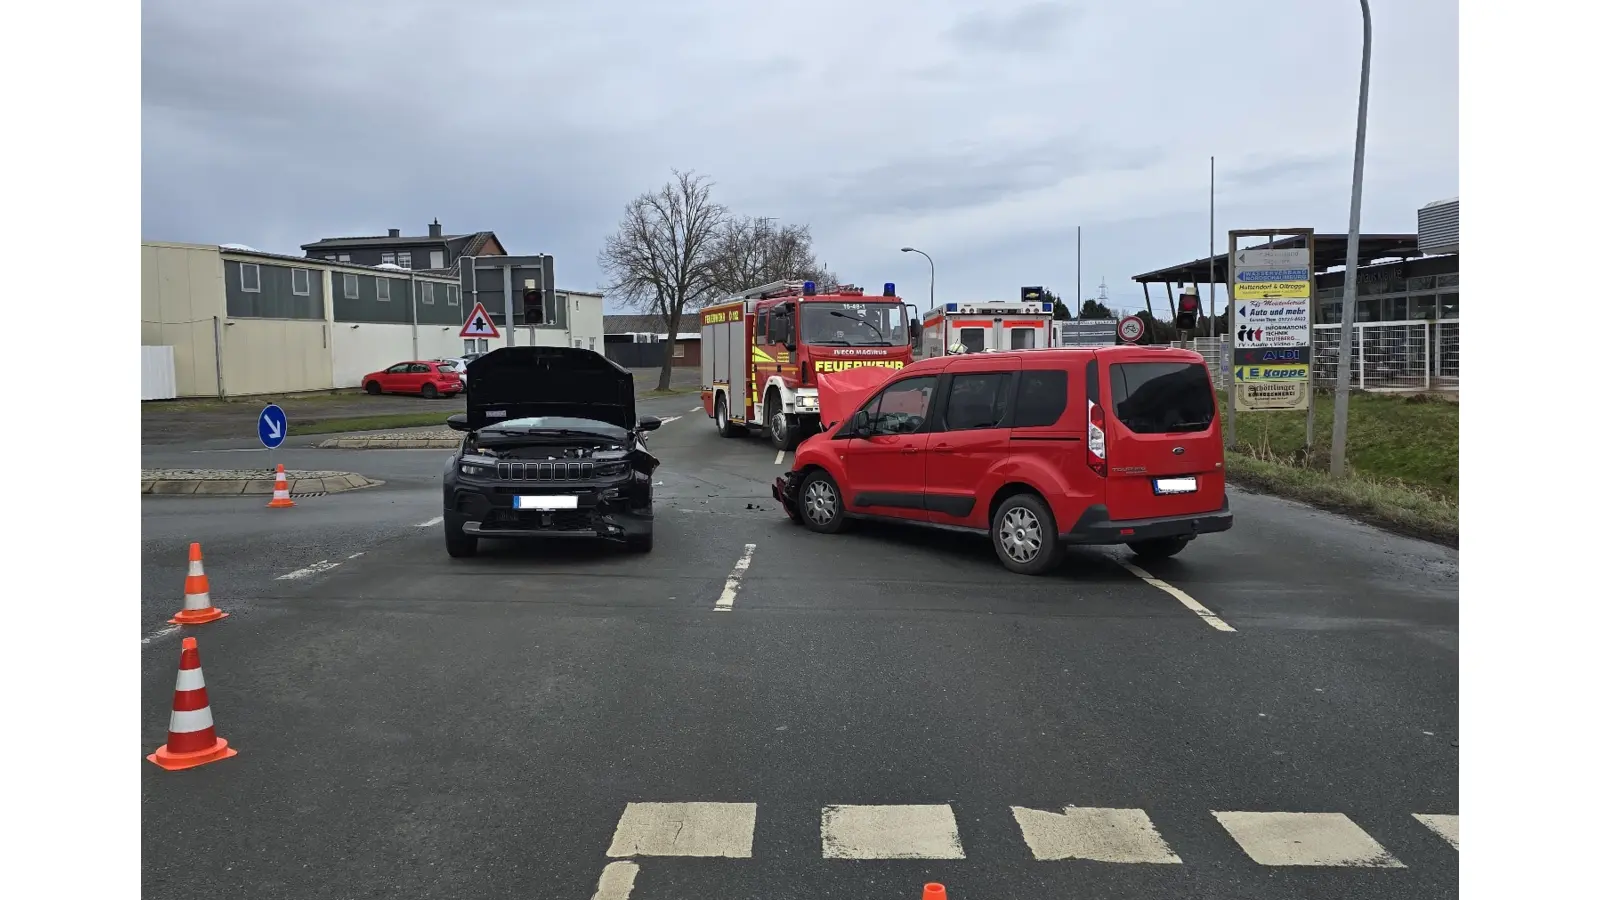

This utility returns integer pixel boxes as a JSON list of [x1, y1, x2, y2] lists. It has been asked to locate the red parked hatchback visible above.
[[772, 345, 1232, 574], [361, 360, 463, 399]]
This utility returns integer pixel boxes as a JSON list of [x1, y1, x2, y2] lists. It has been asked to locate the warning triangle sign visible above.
[[459, 302, 501, 339]]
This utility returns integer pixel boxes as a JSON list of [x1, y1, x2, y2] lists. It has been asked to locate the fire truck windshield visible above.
[[799, 302, 909, 347]]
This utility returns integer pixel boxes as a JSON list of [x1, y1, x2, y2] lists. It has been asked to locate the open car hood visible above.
[[816, 366, 895, 427], [465, 346, 636, 432]]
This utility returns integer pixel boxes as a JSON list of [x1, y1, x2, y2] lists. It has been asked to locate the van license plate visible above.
[[514, 495, 578, 510], [1153, 477, 1198, 495]]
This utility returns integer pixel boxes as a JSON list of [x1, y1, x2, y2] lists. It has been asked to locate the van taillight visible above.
[[1087, 398, 1107, 477]]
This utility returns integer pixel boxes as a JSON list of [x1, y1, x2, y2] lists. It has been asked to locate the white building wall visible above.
[[330, 323, 414, 389], [141, 242, 226, 398]]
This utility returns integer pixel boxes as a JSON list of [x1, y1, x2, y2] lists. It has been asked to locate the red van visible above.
[[771, 346, 1232, 574]]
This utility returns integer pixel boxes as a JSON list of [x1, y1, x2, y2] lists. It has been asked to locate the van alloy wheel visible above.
[[999, 507, 1043, 563]]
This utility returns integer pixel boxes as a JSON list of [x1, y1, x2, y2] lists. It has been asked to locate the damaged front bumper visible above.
[[448, 480, 652, 542], [772, 471, 803, 522]]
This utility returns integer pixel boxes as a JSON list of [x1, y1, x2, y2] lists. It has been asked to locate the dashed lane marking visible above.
[[606, 802, 758, 858], [1212, 811, 1404, 867], [774, 450, 787, 465], [141, 624, 181, 645], [821, 804, 966, 860], [588, 860, 639, 900], [1413, 813, 1459, 850], [688, 404, 702, 412], [714, 543, 757, 612], [416, 517, 444, 527], [277, 559, 340, 580], [1115, 558, 1237, 632], [658, 415, 682, 426], [1011, 806, 1183, 863]]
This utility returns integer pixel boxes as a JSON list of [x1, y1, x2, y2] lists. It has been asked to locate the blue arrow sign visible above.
[[258, 403, 287, 449]]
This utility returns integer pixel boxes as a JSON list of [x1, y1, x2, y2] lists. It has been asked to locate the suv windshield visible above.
[[800, 302, 909, 347], [1109, 361, 1216, 433]]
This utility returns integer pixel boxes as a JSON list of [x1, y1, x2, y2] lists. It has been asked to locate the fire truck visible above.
[[920, 296, 1054, 356], [700, 280, 915, 450]]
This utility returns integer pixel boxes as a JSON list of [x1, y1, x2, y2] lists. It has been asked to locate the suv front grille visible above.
[[496, 461, 595, 480]]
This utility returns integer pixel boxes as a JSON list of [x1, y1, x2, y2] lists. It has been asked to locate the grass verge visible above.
[[293, 413, 456, 435], [1224, 390, 1458, 547]]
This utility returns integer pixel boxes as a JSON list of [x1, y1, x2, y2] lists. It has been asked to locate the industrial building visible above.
[[141, 241, 603, 400]]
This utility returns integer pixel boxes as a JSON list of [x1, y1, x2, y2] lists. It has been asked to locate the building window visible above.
[[291, 268, 311, 296], [240, 263, 261, 293], [324, 254, 336, 261], [376, 278, 391, 302], [398, 252, 412, 268], [430, 250, 445, 269], [589, 338, 597, 351], [446, 285, 459, 306], [343, 274, 359, 300], [673, 343, 686, 358], [422, 282, 435, 305], [337, 254, 350, 262], [381, 252, 395, 265]]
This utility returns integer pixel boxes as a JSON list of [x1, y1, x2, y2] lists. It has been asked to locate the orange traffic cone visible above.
[[267, 464, 295, 508], [169, 542, 227, 625], [147, 637, 238, 771], [922, 885, 947, 900]]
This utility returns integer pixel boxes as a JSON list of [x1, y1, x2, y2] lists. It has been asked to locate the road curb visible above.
[[141, 469, 384, 497], [317, 430, 459, 449]]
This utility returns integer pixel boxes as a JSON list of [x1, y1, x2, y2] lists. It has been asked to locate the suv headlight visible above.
[[458, 455, 496, 477], [595, 461, 628, 477]]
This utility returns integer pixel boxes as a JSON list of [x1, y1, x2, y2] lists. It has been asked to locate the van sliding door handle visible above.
[[901, 446, 919, 454]]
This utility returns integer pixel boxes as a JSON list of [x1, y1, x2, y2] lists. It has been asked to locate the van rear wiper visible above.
[[1168, 420, 1212, 430]]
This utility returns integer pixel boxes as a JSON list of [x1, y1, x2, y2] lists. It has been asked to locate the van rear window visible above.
[[1109, 362, 1214, 433]]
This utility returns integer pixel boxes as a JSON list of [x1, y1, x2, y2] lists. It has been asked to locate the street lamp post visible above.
[[1330, 0, 1373, 479], [900, 246, 934, 313]]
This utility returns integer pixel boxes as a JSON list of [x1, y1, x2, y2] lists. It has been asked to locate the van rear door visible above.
[[1097, 350, 1225, 519]]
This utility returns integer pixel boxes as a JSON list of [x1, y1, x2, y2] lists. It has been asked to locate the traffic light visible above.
[[523, 287, 544, 325], [1175, 285, 1200, 331], [1021, 286, 1043, 303]]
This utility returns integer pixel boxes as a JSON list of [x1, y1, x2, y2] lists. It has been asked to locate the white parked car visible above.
[[436, 357, 470, 384]]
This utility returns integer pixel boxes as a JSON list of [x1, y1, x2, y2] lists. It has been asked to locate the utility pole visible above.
[[1208, 156, 1216, 339], [1330, 0, 1373, 478]]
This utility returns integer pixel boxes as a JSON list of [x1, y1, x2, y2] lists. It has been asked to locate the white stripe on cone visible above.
[[169, 705, 215, 735], [188, 560, 204, 576], [174, 667, 206, 691], [183, 589, 211, 609]]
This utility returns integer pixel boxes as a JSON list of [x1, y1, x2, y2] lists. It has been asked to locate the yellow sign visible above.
[[702, 307, 743, 324], [1237, 382, 1309, 412], [1236, 363, 1308, 382], [1234, 281, 1310, 300], [814, 359, 906, 374]]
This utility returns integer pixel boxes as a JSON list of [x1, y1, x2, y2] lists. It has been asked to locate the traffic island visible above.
[[141, 469, 384, 497], [317, 430, 460, 449]]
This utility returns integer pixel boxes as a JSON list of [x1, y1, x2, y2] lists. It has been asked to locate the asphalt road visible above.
[[140, 392, 1459, 900]]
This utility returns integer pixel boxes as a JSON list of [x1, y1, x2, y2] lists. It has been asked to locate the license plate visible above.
[[514, 495, 578, 510], [1153, 477, 1198, 495]]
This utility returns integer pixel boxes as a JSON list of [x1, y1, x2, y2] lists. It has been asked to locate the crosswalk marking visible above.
[[606, 802, 758, 858], [588, 860, 638, 900], [1413, 813, 1459, 850], [598, 803, 1452, 866], [1212, 811, 1405, 867], [1010, 806, 1183, 864], [821, 804, 966, 860]]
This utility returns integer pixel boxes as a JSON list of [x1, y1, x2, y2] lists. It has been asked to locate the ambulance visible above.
[[920, 297, 1053, 356]]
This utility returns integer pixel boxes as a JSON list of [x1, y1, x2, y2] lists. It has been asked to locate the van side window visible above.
[[944, 372, 1013, 431], [864, 375, 937, 435], [1013, 370, 1068, 427]]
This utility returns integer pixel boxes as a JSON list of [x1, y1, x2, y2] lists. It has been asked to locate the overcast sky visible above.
[[143, 0, 1457, 316]]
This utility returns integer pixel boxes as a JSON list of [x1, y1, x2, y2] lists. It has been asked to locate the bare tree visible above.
[[707, 216, 838, 296], [599, 170, 727, 391]]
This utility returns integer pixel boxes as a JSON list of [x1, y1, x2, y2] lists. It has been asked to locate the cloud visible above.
[[141, 0, 1459, 308]]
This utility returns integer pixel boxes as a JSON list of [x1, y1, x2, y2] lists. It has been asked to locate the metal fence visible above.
[[1311, 319, 1458, 392], [1172, 320, 1459, 393]]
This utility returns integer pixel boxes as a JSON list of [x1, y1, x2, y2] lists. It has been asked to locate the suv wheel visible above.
[[991, 494, 1065, 575], [1127, 536, 1190, 560], [798, 470, 847, 534], [716, 394, 740, 438], [768, 392, 798, 451], [445, 520, 478, 558]]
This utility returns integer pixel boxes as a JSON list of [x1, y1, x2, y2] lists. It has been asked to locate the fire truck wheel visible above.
[[798, 470, 847, 534], [990, 493, 1065, 575], [768, 392, 799, 451], [715, 394, 741, 438]]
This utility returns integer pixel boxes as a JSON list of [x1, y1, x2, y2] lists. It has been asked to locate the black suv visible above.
[[442, 346, 661, 557]]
